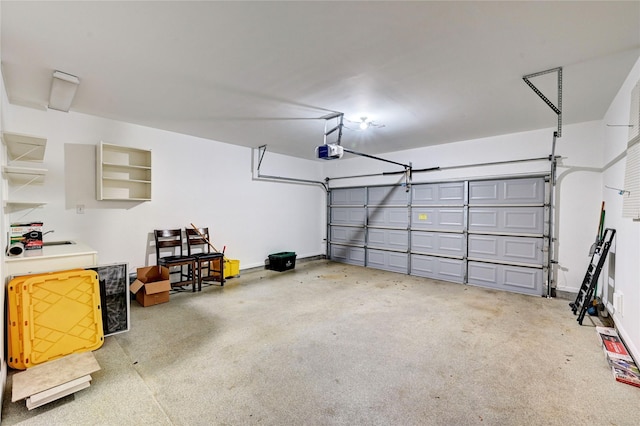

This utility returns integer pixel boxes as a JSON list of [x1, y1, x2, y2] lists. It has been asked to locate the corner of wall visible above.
[[0, 2, 7, 416], [0, 3, 8, 417]]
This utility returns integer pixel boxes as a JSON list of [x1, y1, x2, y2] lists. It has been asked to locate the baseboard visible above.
[[294, 254, 326, 263], [555, 289, 576, 301], [0, 360, 7, 422], [613, 314, 640, 365], [246, 254, 326, 274]]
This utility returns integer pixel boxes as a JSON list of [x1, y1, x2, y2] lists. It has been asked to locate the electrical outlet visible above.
[[613, 292, 623, 315], [76, 204, 85, 214]]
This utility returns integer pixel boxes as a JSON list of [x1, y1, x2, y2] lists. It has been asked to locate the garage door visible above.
[[328, 176, 548, 296]]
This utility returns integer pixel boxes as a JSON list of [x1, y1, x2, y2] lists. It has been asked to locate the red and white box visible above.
[[10, 222, 44, 250]]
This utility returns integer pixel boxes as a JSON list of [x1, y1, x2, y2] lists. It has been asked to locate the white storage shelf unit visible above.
[[97, 142, 152, 201]]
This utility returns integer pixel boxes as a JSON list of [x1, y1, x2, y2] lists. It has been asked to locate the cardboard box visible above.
[[130, 266, 171, 307], [10, 222, 43, 250]]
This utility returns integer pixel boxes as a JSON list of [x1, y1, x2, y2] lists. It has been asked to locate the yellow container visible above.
[[16, 270, 104, 369], [224, 259, 240, 278], [7, 269, 85, 370]]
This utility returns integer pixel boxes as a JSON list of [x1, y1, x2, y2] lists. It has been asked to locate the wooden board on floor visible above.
[[26, 375, 92, 410], [12, 352, 100, 402]]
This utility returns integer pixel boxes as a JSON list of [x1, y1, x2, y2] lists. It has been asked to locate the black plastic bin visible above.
[[268, 252, 297, 271]]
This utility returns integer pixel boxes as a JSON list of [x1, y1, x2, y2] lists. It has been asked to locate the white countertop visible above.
[[5, 241, 97, 263]]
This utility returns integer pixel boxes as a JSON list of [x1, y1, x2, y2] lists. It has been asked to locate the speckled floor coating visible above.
[[3, 259, 639, 425]]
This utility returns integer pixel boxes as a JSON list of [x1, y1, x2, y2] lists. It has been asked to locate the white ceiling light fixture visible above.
[[48, 71, 80, 112], [357, 116, 385, 131]]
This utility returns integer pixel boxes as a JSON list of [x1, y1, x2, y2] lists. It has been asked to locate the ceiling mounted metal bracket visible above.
[[322, 112, 344, 145], [523, 67, 563, 137], [255, 145, 328, 191]]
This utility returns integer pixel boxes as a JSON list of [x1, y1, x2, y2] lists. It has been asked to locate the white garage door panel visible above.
[[368, 207, 408, 227], [368, 186, 408, 205], [331, 207, 366, 225], [410, 254, 464, 283], [468, 207, 544, 235], [467, 261, 542, 295], [503, 179, 544, 203], [368, 229, 408, 251], [330, 245, 365, 266], [412, 182, 465, 205], [368, 249, 408, 273], [469, 178, 544, 204], [411, 208, 465, 231], [439, 182, 466, 203], [468, 235, 543, 265], [503, 267, 542, 292], [411, 231, 465, 257], [331, 188, 366, 205], [330, 226, 365, 246]]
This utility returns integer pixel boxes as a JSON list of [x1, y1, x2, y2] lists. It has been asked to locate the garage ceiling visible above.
[[2, 1, 639, 160]]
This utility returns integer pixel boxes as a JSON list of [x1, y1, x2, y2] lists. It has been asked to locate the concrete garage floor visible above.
[[3, 259, 640, 425]]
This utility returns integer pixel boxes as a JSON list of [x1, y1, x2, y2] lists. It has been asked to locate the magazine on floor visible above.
[[596, 326, 640, 388]]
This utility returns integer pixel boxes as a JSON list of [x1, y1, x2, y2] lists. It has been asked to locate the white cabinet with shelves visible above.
[[1, 132, 48, 210], [97, 142, 152, 201]]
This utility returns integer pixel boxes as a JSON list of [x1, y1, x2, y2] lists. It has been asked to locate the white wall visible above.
[[601, 56, 640, 360], [2, 105, 327, 270], [323, 120, 604, 295]]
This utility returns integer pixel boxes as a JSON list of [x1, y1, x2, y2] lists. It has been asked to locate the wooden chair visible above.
[[185, 227, 225, 291], [154, 229, 197, 292]]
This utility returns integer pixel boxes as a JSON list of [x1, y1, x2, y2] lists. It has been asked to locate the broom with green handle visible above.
[[588, 202, 605, 256]]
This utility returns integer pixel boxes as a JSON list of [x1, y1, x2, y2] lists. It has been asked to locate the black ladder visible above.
[[570, 228, 616, 325]]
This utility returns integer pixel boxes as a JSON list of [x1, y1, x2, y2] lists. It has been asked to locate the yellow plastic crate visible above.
[[224, 259, 240, 278], [7, 278, 26, 370], [10, 270, 104, 369], [7, 269, 84, 370]]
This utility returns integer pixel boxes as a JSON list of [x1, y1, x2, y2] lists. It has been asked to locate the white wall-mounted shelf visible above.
[[97, 142, 151, 201], [1, 131, 47, 163], [3, 201, 47, 213], [2, 166, 47, 185]]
